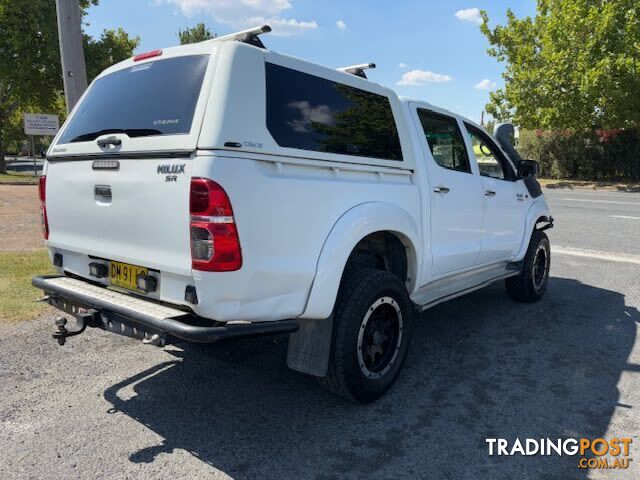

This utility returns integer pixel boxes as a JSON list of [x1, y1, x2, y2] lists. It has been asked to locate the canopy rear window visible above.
[[58, 55, 209, 144]]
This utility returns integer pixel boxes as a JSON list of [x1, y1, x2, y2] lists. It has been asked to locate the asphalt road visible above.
[[546, 189, 640, 256], [1, 188, 639, 479]]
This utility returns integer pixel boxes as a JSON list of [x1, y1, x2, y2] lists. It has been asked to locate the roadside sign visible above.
[[23, 113, 59, 176], [24, 113, 59, 136]]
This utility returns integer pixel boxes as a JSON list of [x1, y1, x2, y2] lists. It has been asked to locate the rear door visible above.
[[45, 52, 213, 276], [413, 107, 483, 278], [462, 123, 526, 264], [46, 156, 194, 275]]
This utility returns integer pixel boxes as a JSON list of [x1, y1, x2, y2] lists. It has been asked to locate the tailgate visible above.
[[45, 157, 193, 276]]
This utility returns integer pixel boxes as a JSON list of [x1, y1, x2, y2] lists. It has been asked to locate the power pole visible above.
[[55, 0, 88, 113]]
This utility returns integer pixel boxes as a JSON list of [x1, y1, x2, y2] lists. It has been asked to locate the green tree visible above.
[[0, 0, 64, 171], [178, 23, 215, 44], [84, 28, 140, 82], [484, 119, 496, 135], [480, 0, 640, 130], [0, 0, 138, 173]]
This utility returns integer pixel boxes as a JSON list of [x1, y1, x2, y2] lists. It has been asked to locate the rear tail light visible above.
[[39, 175, 49, 240], [189, 178, 242, 271]]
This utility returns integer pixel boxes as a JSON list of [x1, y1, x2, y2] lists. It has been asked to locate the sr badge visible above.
[[157, 164, 185, 182]]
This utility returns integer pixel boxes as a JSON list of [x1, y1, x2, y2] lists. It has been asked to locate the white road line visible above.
[[557, 197, 640, 206], [552, 246, 640, 265], [612, 215, 640, 220]]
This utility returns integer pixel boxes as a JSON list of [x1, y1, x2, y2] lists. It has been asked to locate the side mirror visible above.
[[517, 159, 539, 178]]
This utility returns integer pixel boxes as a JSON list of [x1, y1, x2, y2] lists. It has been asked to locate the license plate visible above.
[[110, 261, 147, 291]]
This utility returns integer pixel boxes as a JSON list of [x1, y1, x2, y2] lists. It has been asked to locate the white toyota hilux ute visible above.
[[34, 26, 553, 403]]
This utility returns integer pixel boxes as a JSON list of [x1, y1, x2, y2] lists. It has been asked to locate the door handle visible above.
[[97, 137, 122, 148], [433, 186, 450, 194], [484, 190, 496, 197]]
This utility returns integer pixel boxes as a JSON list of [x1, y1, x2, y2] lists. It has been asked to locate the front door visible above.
[[414, 107, 483, 278], [462, 122, 526, 264]]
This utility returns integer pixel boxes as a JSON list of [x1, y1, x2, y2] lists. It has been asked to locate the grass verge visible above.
[[0, 171, 39, 184], [539, 178, 640, 192], [0, 250, 55, 322]]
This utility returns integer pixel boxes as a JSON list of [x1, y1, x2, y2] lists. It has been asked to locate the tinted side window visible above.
[[417, 109, 471, 173], [465, 123, 514, 180], [467, 130, 505, 179], [265, 63, 403, 161]]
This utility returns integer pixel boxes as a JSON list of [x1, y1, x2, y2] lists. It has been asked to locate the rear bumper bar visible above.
[[32, 275, 299, 344]]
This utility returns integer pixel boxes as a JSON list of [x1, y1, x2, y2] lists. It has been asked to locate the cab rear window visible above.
[[58, 55, 209, 144]]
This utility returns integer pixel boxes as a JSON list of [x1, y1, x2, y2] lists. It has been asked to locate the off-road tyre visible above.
[[505, 230, 550, 302], [319, 268, 412, 403]]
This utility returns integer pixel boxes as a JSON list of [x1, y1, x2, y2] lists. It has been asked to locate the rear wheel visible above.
[[319, 268, 412, 403], [506, 230, 550, 302]]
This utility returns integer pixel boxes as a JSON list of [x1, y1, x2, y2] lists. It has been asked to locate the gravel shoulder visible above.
[[0, 185, 43, 252]]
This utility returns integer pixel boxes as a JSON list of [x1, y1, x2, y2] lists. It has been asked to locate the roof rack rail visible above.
[[206, 25, 272, 49], [337, 63, 376, 79]]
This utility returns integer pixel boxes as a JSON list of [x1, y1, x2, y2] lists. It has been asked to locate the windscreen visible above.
[[58, 55, 210, 144]]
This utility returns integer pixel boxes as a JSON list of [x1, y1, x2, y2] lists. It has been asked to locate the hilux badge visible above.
[[157, 163, 185, 182]]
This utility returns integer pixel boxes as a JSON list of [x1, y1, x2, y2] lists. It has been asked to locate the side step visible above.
[[411, 261, 521, 311], [32, 275, 299, 344]]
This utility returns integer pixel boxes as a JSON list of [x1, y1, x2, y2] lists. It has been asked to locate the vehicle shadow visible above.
[[104, 277, 639, 479]]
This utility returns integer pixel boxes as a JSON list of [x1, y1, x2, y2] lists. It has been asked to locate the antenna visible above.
[[337, 63, 376, 79], [205, 25, 272, 48]]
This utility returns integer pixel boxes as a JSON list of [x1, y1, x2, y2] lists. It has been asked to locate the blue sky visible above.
[[84, 0, 536, 123]]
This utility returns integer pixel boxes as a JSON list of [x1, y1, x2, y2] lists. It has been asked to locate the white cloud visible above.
[[474, 79, 496, 90], [336, 19, 346, 30], [287, 101, 334, 132], [245, 16, 317, 36], [398, 62, 407, 68], [154, 0, 317, 36], [396, 69, 453, 86], [454, 8, 482, 25]]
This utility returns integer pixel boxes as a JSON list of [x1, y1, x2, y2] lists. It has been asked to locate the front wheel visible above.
[[506, 230, 550, 302], [319, 268, 412, 403]]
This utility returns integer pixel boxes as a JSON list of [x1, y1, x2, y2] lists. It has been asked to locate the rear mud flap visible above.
[[287, 316, 333, 377]]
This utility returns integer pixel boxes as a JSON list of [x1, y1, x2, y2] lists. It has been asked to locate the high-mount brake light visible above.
[[39, 175, 49, 239], [133, 49, 162, 62], [189, 178, 242, 271]]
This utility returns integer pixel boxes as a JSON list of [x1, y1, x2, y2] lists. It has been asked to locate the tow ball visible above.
[[53, 310, 100, 345]]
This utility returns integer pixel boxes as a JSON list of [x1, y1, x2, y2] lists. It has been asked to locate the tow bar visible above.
[[53, 310, 100, 345]]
